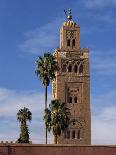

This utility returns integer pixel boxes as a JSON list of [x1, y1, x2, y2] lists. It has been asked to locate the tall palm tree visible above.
[[44, 99, 70, 144], [35, 52, 58, 144], [17, 107, 32, 143]]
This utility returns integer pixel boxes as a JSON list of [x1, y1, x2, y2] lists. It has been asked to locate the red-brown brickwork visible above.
[[0, 144, 116, 155]]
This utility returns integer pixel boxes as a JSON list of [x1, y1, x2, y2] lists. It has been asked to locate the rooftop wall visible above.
[[0, 144, 116, 155]]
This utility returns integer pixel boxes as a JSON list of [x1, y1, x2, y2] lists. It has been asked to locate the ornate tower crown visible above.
[[60, 9, 80, 50]]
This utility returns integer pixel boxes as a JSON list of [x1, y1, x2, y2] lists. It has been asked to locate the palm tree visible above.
[[17, 107, 32, 143], [35, 52, 58, 144], [44, 99, 70, 144]]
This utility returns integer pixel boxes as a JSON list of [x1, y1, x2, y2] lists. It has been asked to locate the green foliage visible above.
[[17, 107, 32, 143], [44, 100, 70, 143], [17, 107, 32, 123], [35, 52, 59, 144], [17, 124, 29, 143], [35, 52, 58, 86], [44, 108, 51, 132]]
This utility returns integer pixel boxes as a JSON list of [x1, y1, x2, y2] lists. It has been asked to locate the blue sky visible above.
[[0, 0, 116, 144]]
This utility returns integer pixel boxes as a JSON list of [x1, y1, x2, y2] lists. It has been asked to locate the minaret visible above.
[[52, 10, 91, 144]]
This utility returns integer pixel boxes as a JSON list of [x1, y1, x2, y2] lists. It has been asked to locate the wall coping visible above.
[[0, 144, 116, 148]]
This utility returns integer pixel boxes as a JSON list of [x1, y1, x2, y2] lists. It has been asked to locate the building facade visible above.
[[52, 12, 91, 144]]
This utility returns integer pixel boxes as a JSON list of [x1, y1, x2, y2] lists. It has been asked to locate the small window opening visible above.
[[73, 120, 75, 125], [68, 65, 72, 72], [74, 65, 77, 73], [74, 97, 77, 103], [77, 61, 80, 65], [69, 97, 72, 103], [72, 131, 75, 139], [72, 39, 75, 46], [67, 40, 70, 46], [77, 130, 81, 139], [79, 64, 83, 73]]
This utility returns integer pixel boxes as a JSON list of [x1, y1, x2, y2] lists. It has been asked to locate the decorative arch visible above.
[[72, 130, 75, 139], [79, 63, 83, 74], [72, 39, 75, 46], [68, 64, 72, 72], [77, 130, 81, 139], [67, 39, 70, 46], [70, 119, 83, 129], [72, 119, 83, 139], [74, 64, 78, 73], [74, 97, 77, 103]]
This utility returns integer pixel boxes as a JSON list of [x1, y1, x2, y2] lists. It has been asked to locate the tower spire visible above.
[[64, 9, 72, 21]]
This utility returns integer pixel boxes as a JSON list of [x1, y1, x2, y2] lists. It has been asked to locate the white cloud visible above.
[[91, 50, 116, 75], [98, 107, 116, 121], [91, 90, 116, 144], [83, 0, 116, 9], [0, 88, 52, 143], [0, 131, 18, 142], [0, 88, 116, 144], [91, 90, 116, 110], [92, 106, 116, 144], [95, 14, 115, 25], [0, 88, 45, 116], [80, 0, 116, 29], [19, 18, 63, 54]]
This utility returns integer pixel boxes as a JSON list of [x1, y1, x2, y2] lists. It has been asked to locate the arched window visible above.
[[72, 39, 75, 46], [74, 65, 78, 73], [77, 61, 80, 65], [62, 64, 67, 72], [67, 39, 70, 46], [77, 130, 81, 139], [68, 65, 72, 72], [73, 120, 75, 125], [69, 97, 72, 103], [74, 97, 77, 103], [72, 130, 75, 139], [79, 64, 83, 73]]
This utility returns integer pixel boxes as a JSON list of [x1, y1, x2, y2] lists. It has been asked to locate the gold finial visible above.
[[64, 9, 72, 21]]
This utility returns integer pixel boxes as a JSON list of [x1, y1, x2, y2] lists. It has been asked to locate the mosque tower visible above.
[[52, 10, 91, 144]]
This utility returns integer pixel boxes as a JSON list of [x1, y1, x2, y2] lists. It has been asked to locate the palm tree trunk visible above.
[[53, 134, 57, 144], [45, 85, 47, 144], [45, 85, 47, 109]]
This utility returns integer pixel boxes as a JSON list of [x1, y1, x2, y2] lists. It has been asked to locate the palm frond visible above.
[[35, 52, 58, 87], [44, 99, 70, 138]]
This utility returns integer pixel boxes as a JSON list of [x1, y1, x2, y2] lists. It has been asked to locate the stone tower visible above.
[[52, 10, 91, 144]]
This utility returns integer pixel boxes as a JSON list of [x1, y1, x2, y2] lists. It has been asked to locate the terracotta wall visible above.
[[0, 144, 116, 155]]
